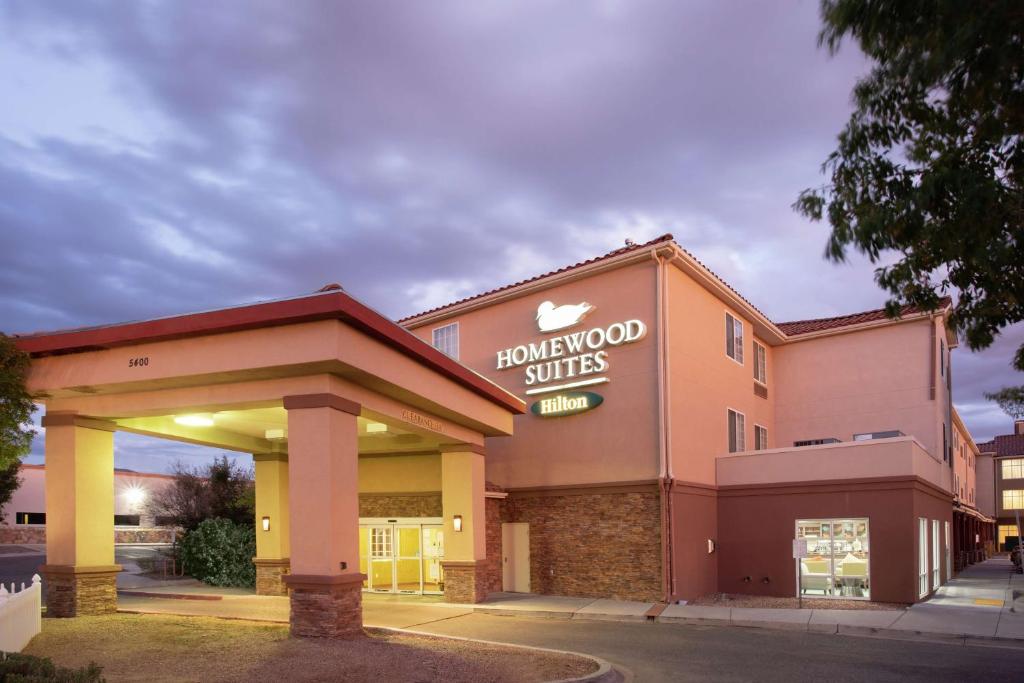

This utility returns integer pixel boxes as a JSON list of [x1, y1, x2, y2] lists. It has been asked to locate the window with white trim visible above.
[[754, 424, 768, 451], [725, 313, 744, 364], [753, 341, 767, 384], [944, 521, 951, 580], [431, 322, 459, 359], [918, 518, 929, 598], [728, 409, 746, 453], [931, 519, 941, 589], [1003, 490, 1024, 510], [1002, 458, 1024, 480]]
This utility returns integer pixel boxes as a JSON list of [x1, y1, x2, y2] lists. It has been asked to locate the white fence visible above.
[[0, 574, 42, 652]]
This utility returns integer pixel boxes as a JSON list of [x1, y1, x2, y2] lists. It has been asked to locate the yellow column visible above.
[[40, 413, 120, 617], [253, 452, 290, 596], [440, 444, 487, 603], [282, 393, 363, 638]]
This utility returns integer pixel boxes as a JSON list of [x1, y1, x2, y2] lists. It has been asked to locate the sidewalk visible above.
[[116, 556, 1024, 647]]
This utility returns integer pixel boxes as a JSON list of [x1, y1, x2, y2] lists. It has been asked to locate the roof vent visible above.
[[624, 238, 636, 247], [317, 283, 344, 293]]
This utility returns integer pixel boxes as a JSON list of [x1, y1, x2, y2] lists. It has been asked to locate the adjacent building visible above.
[[978, 420, 1024, 550]]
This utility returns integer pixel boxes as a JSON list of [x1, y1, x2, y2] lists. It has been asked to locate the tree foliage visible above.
[[0, 460, 21, 521], [147, 455, 254, 532], [0, 333, 35, 470], [795, 1, 1024, 378], [177, 517, 256, 588], [986, 386, 1024, 420]]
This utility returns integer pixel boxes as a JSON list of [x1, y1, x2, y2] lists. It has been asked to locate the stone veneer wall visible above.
[[503, 489, 663, 602], [358, 493, 442, 518], [288, 581, 364, 638], [44, 571, 119, 617], [0, 526, 176, 545]]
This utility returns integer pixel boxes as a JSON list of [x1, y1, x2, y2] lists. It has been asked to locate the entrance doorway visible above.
[[358, 517, 444, 594], [502, 522, 530, 592]]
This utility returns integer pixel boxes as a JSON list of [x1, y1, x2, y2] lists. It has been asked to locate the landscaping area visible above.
[[24, 613, 597, 682]]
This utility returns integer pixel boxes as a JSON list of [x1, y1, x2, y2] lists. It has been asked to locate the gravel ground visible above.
[[691, 592, 906, 610], [24, 614, 597, 682]]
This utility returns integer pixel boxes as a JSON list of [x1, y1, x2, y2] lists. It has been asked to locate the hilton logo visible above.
[[530, 391, 604, 418]]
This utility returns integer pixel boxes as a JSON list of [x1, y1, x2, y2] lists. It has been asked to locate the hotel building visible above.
[[10, 234, 993, 636]]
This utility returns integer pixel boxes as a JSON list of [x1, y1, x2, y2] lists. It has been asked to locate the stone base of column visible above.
[[441, 560, 488, 604], [253, 558, 291, 596], [40, 565, 122, 617], [283, 573, 365, 638]]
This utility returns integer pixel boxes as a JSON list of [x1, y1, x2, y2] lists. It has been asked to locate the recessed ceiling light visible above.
[[366, 422, 388, 434], [174, 413, 215, 427]]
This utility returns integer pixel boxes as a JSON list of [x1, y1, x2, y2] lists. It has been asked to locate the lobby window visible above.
[[1003, 490, 1024, 510], [754, 424, 768, 451], [944, 521, 951, 579], [726, 313, 744, 364], [931, 520, 940, 589], [796, 519, 869, 599], [918, 518, 928, 597], [431, 322, 459, 360], [16, 512, 45, 525], [1002, 458, 1024, 480], [753, 341, 767, 384], [727, 409, 746, 453]]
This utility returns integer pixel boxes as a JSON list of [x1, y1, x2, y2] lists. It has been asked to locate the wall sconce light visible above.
[[262, 516, 271, 532], [453, 515, 463, 532]]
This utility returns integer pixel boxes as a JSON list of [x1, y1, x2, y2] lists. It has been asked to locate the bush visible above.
[[177, 518, 256, 588], [0, 651, 103, 682]]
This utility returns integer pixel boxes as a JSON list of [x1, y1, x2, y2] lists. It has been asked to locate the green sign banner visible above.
[[530, 391, 604, 418]]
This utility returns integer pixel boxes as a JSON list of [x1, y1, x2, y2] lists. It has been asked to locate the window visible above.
[[796, 518, 869, 599], [932, 520, 941, 589], [15, 512, 45, 525], [114, 514, 141, 526], [370, 527, 393, 558], [154, 515, 176, 527], [753, 341, 767, 384], [754, 425, 768, 451], [727, 409, 746, 453], [1003, 490, 1024, 510], [725, 313, 744, 363], [431, 322, 459, 359], [919, 518, 929, 597], [940, 340, 945, 376], [944, 521, 951, 580], [999, 524, 1020, 549], [793, 437, 841, 447], [1002, 458, 1024, 480]]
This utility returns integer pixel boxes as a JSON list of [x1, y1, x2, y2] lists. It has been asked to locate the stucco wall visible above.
[[665, 266, 775, 485], [772, 319, 941, 457], [408, 261, 662, 489]]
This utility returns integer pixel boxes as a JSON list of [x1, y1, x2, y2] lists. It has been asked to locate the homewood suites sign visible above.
[[495, 300, 647, 393]]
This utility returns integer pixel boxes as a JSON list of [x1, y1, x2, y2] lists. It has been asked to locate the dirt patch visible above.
[[25, 613, 596, 682], [691, 593, 907, 611]]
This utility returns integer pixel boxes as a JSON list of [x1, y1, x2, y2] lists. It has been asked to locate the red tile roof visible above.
[[775, 298, 953, 336], [976, 433, 1024, 456], [398, 234, 677, 323]]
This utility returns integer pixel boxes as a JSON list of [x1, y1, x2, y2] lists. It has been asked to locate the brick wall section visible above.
[[254, 559, 290, 596], [0, 527, 175, 545], [289, 583, 364, 638], [43, 571, 118, 617], [358, 494, 442, 518], [484, 496, 503, 594], [504, 491, 663, 602], [442, 562, 488, 603]]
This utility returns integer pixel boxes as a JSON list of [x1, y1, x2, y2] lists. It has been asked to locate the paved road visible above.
[[410, 612, 1024, 682], [0, 546, 169, 598]]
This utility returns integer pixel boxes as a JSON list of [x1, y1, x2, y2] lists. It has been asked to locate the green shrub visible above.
[[0, 651, 103, 682], [177, 518, 256, 588]]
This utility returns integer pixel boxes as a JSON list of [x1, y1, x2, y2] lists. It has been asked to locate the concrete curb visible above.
[[656, 613, 1024, 648], [371, 625, 624, 682]]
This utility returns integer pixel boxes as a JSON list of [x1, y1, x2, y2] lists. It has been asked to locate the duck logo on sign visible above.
[[530, 391, 603, 418], [536, 301, 594, 332]]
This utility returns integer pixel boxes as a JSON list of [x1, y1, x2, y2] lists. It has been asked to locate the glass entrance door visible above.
[[358, 519, 443, 595]]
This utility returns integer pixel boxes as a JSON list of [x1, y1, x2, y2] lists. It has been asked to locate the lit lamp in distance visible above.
[[453, 514, 463, 532], [261, 516, 271, 532], [174, 413, 215, 427]]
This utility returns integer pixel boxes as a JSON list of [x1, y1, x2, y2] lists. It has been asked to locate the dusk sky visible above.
[[2, 1, 1020, 473]]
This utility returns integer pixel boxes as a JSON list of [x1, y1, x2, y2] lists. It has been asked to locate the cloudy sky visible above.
[[1, 1, 1019, 472]]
